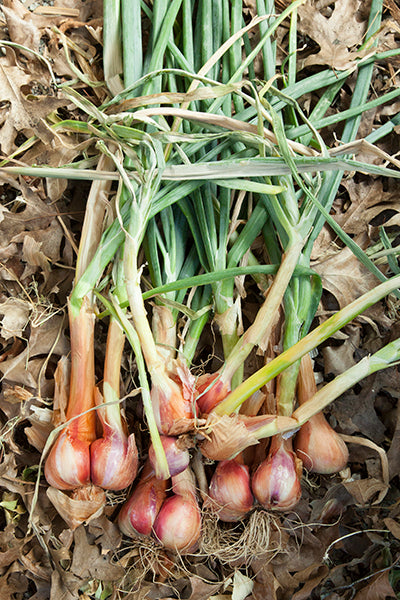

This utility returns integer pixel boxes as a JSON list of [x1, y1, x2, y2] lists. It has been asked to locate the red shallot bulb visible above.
[[44, 427, 91, 490], [196, 371, 231, 414], [148, 435, 190, 478], [90, 423, 138, 490], [153, 494, 201, 553], [151, 369, 194, 435], [251, 435, 302, 511], [153, 467, 201, 553], [205, 458, 253, 522], [294, 353, 349, 474], [118, 465, 167, 538], [294, 413, 349, 474]]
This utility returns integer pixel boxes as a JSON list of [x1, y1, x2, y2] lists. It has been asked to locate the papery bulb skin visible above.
[[118, 468, 167, 538], [44, 428, 91, 490], [196, 372, 231, 414], [295, 353, 349, 474], [90, 424, 138, 490], [151, 370, 194, 435], [153, 494, 201, 554], [294, 413, 349, 474], [252, 436, 302, 511], [148, 436, 190, 478], [206, 459, 253, 522]]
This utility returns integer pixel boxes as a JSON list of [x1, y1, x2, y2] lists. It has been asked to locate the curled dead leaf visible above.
[[199, 413, 259, 461], [342, 477, 388, 506], [46, 485, 106, 530]]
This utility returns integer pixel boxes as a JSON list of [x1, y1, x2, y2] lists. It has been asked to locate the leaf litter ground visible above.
[[0, 1, 399, 599]]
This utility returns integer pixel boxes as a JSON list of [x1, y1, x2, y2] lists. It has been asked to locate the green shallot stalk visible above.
[[215, 273, 400, 416], [196, 235, 304, 414]]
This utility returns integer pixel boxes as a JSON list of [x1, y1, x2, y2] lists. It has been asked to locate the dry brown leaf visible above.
[[337, 179, 400, 237], [353, 570, 396, 600], [46, 485, 106, 530], [311, 245, 381, 309], [343, 477, 388, 506], [0, 524, 29, 569], [384, 517, 400, 540], [291, 564, 330, 600], [0, 309, 67, 389], [297, 0, 368, 69], [331, 379, 386, 443], [0, 298, 30, 340], [322, 323, 361, 376], [183, 576, 222, 600], [24, 404, 54, 452], [71, 525, 125, 582], [0, 563, 30, 598], [0, 48, 66, 154]]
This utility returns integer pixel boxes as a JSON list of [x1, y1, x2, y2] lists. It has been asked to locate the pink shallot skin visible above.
[[153, 494, 201, 553], [148, 435, 190, 478], [251, 435, 302, 511], [294, 412, 349, 474], [206, 458, 254, 522], [44, 427, 91, 490], [90, 422, 138, 490], [118, 465, 167, 538], [151, 371, 194, 434], [196, 372, 231, 414], [153, 467, 201, 554], [294, 353, 349, 474]]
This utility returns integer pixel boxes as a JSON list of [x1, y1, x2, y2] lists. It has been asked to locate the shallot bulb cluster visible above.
[[45, 307, 138, 492], [119, 465, 201, 554]]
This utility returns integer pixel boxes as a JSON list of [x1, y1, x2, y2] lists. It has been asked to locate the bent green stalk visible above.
[[215, 273, 400, 416]]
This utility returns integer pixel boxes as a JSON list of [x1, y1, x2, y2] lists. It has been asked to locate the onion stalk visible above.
[[44, 298, 96, 490], [45, 156, 113, 490]]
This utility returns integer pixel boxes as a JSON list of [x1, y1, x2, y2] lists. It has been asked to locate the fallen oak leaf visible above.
[[353, 570, 396, 600], [297, 0, 369, 70], [0, 51, 67, 154], [311, 245, 381, 310], [71, 525, 124, 582]]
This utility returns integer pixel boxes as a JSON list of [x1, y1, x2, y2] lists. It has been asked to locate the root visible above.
[[115, 535, 196, 596], [199, 508, 284, 565]]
